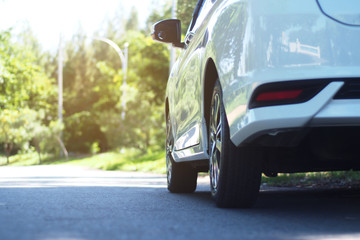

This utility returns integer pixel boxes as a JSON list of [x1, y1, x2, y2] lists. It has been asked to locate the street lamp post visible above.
[[122, 42, 129, 120], [57, 34, 65, 157], [58, 34, 63, 131]]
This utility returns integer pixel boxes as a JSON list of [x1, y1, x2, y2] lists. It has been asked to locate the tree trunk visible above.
[[55, 136, 69, 160], [33, 139, 41, 164], [37, 151, 41, 164], [4, 142, 13, 165]]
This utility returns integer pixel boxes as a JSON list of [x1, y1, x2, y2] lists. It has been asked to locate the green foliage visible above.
[[0, 109, 33, 162], [0, 29, 59, 163], [0, 31, 57, 112], [1, 2, 178, 161], [0, 108, 63, 163], [0, 151, 53, 166], [34, 120, 64, 158], [91, 142, 101, 155], [262, 171, 360, 187], [60, 26, 169, 153], [61, 34, 108, 152], [118, 31, 168, 151]]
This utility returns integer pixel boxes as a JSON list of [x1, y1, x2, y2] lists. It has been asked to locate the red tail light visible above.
[[249, 80, 329, 109], [255, 89, 303, 102]]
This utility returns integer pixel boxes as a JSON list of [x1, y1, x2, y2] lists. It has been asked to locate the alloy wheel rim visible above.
[[166, 155, 172, 184], [209, 93, 222, 193]]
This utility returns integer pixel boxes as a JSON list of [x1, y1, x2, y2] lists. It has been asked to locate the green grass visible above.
[[262, 171, 360, 188], [0, 149, 166, 174], [0, 152, 53, 166]]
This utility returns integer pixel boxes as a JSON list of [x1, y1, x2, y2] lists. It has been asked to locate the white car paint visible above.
[[166, 0, 360, 162]]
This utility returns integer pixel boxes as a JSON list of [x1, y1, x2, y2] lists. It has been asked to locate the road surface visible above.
[[0, 166, 360, 240]]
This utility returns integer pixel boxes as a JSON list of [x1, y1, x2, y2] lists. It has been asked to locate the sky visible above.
[[0, 0, 167, 51]]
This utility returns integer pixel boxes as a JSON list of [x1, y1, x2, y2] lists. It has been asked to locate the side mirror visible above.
[[152, 19, 185, 48]]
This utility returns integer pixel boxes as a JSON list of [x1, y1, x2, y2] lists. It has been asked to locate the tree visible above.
[[125, 7, 139, 31], [0, 30, 57, 112], [177, 0, 198, 33], [0, 1, 197, 158], [0, 109, 36, 163], [106, 31, 169, 151], [32, 119, 67, 163], [60, 33, 112, 152], [89, 31, 169, 151], [0, 29, 59, 161], [0, 3, 177, 156], [58, 13, 171, 152]]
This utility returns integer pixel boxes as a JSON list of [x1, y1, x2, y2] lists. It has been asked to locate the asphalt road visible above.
[[0, 166, 360, 240]]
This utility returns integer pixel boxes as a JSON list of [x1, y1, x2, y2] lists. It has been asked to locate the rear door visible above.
[[172, 0, 215, 151]]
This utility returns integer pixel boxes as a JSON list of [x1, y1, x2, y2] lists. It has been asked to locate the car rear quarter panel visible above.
[[207, 0, 360, 146]]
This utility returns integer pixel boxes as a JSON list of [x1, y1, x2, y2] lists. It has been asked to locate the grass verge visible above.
[[262, 171, 360, 188], [0, 149, 166, 174]]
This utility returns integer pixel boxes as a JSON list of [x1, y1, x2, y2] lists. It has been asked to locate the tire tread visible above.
[[168, 158, 198, 193], [211, 80, 261, 208]]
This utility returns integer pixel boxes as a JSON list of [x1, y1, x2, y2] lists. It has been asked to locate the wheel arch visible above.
[[165, 97, 169, 120], [203, 58, 219, 153]]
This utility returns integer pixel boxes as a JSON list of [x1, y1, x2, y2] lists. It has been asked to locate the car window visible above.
[[189, 0, 215, 32]]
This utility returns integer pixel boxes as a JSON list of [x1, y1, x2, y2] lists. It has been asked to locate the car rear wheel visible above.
[[209, 80, 261, 208], [166, 114, 197, 193]]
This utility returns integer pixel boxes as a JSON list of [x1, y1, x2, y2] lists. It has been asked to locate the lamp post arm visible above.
[[92, 37, 126, 65]]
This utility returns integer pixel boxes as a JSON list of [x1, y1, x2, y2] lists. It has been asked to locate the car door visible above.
[[172, 0, 215, 152]]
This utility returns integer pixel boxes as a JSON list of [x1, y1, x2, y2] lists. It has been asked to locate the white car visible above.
[[152, 0, 360, 208]]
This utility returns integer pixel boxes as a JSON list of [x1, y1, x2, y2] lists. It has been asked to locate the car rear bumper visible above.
[[230, 80, 360, 147], [310, 99, 360, 126]]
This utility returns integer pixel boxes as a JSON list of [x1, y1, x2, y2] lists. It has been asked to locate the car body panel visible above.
[[166, 0, 360, 163], [172, 40, 203, 150], [311, 99, 360, 126], [317, 0, 360, 26], [168, 0, 218, 160]]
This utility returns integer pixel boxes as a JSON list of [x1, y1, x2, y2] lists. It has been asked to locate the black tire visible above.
[[209, 80, 261, 208], [166, 114, 197, 193]]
